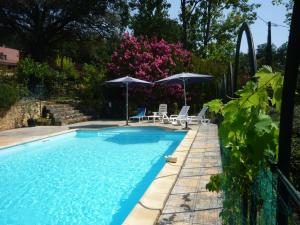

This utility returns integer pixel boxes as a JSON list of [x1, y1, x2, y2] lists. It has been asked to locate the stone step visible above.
[[46, 104, 74, 109], [54, 112, 86, 120], [51, 110, 80, 117], [46, 105, 76, 112], [58, 115, 92, 125], [45, 103, 91, 125]]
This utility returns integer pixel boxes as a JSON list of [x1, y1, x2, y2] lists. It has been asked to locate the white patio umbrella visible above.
[[105, 76, 152, 125], [155, 72, 213, 106]]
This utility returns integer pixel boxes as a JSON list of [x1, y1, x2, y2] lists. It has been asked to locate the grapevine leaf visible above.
[[206, 174, 223, 192], [207, 66, 282, 220], [255, 67, 274, 88], [258, 65, 273, 74], [205, 99, 223, 114], [254, 114, 273, 135], [270, 73, 283, 111]]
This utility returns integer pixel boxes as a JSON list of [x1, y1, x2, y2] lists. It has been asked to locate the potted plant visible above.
[[27, 117, 36, 127], [23, 99, 38, 127]]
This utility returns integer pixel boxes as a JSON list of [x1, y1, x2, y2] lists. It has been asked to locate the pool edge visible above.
[[0, 125, 197, 225], [123, 128, 198, 225], [0, 129, 78, 150]]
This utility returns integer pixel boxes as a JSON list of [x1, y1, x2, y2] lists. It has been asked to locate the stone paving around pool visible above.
[[157, 124, 223, 225]]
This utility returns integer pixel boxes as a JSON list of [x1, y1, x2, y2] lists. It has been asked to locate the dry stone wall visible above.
[[0, 99, 44, 131]]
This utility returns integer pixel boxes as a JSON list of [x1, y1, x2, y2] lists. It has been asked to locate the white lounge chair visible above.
[[162, 106, 190, 125], [147, 104, 168, 123], [187, 106, 210, 125], [157, 104, 167, 118]]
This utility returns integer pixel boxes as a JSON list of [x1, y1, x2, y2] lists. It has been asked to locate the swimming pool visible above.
[[0, 127, 186, 225]]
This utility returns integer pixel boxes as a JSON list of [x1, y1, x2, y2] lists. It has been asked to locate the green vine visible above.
[[205, 66, 283, 223]]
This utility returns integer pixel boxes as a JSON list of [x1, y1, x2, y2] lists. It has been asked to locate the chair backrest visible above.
[[137, 107, 146, 117], [197, 106, 208, 119], [178, 106, 190, 117], [158, 104, 167, 115]]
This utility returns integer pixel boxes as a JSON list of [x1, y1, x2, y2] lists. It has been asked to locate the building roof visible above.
[[0, 46, 19, 66]]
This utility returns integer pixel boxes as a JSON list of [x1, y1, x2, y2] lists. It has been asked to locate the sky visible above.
[[167, 0, 290, 52]]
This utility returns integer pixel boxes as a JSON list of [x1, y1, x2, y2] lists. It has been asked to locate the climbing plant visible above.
[[205, 66, 283, 223]]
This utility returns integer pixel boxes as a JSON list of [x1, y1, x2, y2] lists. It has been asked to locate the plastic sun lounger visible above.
[[162, 106, 190, 125], [186, 106, 210, 125], [147, 104, 167, 123], [130, 107, 146, 122]]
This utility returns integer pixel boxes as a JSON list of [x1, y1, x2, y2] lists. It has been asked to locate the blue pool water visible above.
[[0, 127, 186, 225]]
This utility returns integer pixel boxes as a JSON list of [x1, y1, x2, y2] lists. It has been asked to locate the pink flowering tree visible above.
[[107, 33, 192, 112]]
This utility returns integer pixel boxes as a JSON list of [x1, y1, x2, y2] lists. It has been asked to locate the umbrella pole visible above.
[[183, 79, 188, 129], [126, 82, 129, 125], [183, 79, 187, 106]]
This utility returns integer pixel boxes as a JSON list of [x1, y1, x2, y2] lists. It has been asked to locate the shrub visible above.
[[81, 63, 98, 85], [55, 56, 79, 80], [205, 66, 283, 224], [77, 68, 107, 117], [0, 83, 21, 114], [107, 33, 192, 111], [16, 58, 53, 93]]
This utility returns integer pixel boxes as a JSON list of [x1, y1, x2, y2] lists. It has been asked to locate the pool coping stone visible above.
[[123, 129, 198, 225]]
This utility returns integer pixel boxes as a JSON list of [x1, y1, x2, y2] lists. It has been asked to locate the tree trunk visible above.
[[181, 0, 188, 48], [203, 0, 212, 58]]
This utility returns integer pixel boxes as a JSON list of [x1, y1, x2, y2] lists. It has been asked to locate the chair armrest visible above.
[[170, 115, 178, 118]]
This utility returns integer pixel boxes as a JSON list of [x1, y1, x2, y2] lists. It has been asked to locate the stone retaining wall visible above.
[[0, 99, 45, 131]]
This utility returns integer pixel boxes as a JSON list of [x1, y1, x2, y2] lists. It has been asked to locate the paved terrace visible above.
[[158, 124, 222, 225], [0, 120, 222, 225]]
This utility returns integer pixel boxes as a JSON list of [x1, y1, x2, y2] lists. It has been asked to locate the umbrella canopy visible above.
[[105, 76, 152, 87], [105, 76, 152, 125], [155, 72, 213, 105]]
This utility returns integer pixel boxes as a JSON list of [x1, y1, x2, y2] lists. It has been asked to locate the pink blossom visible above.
[[107, 34, 192, 103]]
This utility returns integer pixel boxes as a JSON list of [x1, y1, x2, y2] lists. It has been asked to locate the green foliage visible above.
[[205, 174, 222, 192], [81, 63, 98, 84], [0, 83, 21, 114], [17, 58, 50, 81], [55, 56, 79, 80], [17, 58, 53, 92], [272, 0, 293, 25], [189, 56, 228, 105], [191, 56, 227, 77], [77, 67, 107, 117], [205, 66, 283, 223], [0, 0, 129, 61], [204, 99, 223, 114], [256, 42, 288, 71], [180, 0, 260, 60], [16, 57, 78, 97], [291, 129, 300, 191], [59, 37, 118, 69], [130, 0, 181, 43]]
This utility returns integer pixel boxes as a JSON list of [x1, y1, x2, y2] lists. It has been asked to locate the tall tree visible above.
[[256, 43, 277, 67], [256, 42, 288, 71], [272, 0, 293, 25], [129, 0, 181, 43], [0, 0, 129, 62], [180, 0, 259, 60]]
